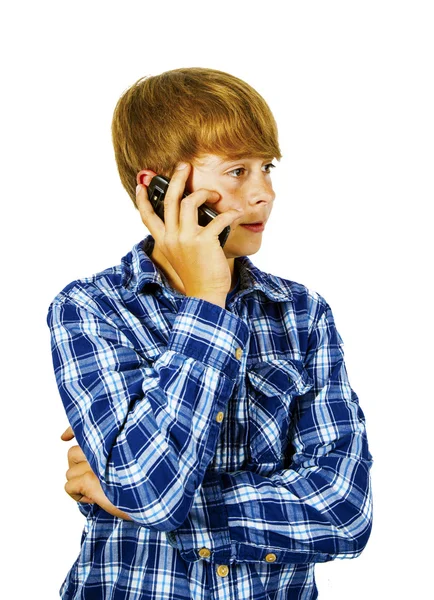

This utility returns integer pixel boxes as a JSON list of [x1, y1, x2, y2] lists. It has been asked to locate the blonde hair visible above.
[[111, 67, 282, 206]]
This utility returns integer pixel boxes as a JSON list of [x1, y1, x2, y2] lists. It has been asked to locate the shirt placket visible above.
[[208, 561, 239, 600], [211, 330, 250, 474]]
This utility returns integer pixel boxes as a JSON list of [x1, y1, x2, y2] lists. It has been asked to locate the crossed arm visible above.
[[52, 290, 372, 563]]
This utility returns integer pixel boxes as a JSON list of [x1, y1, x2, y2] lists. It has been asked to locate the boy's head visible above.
[[111, 67, 282, 206]]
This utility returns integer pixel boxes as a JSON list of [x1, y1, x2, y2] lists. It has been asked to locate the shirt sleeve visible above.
[[47, 291, 249, 531], [170, 301, 373, 564]]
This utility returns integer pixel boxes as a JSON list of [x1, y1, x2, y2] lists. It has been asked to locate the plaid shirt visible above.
[[47, 235, 373, 599]]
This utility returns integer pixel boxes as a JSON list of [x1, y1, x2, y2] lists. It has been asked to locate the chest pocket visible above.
[[246, 358, 313, 466]]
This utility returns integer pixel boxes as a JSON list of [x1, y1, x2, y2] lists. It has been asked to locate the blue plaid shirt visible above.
[[47, 235, 373, 599]]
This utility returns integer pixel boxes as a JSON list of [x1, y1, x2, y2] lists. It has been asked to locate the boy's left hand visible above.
[[61, 426, 131, 521]]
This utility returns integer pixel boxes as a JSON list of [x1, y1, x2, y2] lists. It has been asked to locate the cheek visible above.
[[214, 183, 243, 211]]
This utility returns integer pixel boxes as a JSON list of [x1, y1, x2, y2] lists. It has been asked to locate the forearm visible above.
[[170, 358, 373, 565], [172, 443, 372, 565], [50, 294, 248, 529]]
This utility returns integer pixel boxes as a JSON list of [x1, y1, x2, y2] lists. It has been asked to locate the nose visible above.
[[246, 174, 275, 206]]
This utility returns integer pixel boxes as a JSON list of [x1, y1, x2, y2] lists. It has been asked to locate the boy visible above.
[[48, 67, 373, 599]]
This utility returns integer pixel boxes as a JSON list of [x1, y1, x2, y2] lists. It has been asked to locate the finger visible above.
[[135, 183, 166, 240], [65, 470, 108, 508], [66, 461, 93, 481], [78, 496, 94, 504], [67, 444, 87, 468], [64, 471, 97, 502], [67, 491, 85, 502], [178, 189, 221, 232], [65, 477, 86, 502], [201, 207, 245, 238], [61, 426, 75, 441], [163, 163, 191, 233]]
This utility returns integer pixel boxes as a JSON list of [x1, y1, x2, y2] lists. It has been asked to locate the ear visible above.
[[136, 169, 158, 187]]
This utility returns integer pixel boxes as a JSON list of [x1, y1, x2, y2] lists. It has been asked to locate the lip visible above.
[[240, 222, 265, 232]]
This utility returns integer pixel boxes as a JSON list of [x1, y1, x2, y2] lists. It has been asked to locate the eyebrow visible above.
[[219, 157, 274, 166]]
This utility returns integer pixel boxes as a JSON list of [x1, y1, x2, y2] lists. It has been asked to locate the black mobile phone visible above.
[[147, 175, 231, 248]]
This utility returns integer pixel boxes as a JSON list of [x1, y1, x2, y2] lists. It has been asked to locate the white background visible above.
[[1, 1, 432, 597]]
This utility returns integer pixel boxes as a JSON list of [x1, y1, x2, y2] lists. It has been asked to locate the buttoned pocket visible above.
[[246, 358, 313, 467]]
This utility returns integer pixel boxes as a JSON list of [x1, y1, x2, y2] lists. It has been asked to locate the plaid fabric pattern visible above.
[[47, 235, 373, 599]]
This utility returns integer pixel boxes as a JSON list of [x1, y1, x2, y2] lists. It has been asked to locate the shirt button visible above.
[[198, 547, 211, 559], [216, 564, 229, 577], [216, 411, 225, 423], [265, 553, 277, 563], [235, 347, 243, 360]]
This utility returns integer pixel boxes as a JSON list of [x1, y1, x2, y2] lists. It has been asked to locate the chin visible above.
[[224, 240, 262, 259]]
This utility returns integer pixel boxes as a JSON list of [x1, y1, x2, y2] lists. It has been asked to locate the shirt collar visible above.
[[121, 235, 293, 303]]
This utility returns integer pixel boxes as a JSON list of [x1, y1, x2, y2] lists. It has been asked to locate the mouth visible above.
[[240, 221, 265, 232]]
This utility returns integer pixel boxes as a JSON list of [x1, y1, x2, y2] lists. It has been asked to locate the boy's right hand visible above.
[[135, 163, 244, 307]]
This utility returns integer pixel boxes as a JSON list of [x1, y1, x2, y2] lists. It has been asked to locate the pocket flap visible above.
[[247, 358, 313, 398]]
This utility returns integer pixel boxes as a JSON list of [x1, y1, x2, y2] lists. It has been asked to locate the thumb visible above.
[[61, 425, 75, 441]]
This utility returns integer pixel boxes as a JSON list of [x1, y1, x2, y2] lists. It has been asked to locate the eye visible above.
[[228, 167, 246, 178], [262, 163, 276, 173]]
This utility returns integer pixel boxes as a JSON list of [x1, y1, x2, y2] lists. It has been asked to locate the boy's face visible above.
[[187, 154, 276, 259]]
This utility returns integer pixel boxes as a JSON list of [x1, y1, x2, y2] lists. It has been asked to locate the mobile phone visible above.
[[147, 174, 231, 248]]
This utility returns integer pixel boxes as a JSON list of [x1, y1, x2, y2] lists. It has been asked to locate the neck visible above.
[[150, 243, 237, 295]]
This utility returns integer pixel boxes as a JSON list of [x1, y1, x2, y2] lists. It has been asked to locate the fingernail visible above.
[[235, 208, 243, 212], [176, 162, 187, 170], [136, 184, 142, 195]]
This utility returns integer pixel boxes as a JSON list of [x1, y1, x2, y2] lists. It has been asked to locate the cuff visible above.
[[170, 470, 233, 564], [171, 470, 332, 565], [167, 297, 249, 381]]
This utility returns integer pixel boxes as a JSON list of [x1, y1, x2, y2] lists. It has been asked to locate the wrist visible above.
[[186, 292, 226, 309]]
